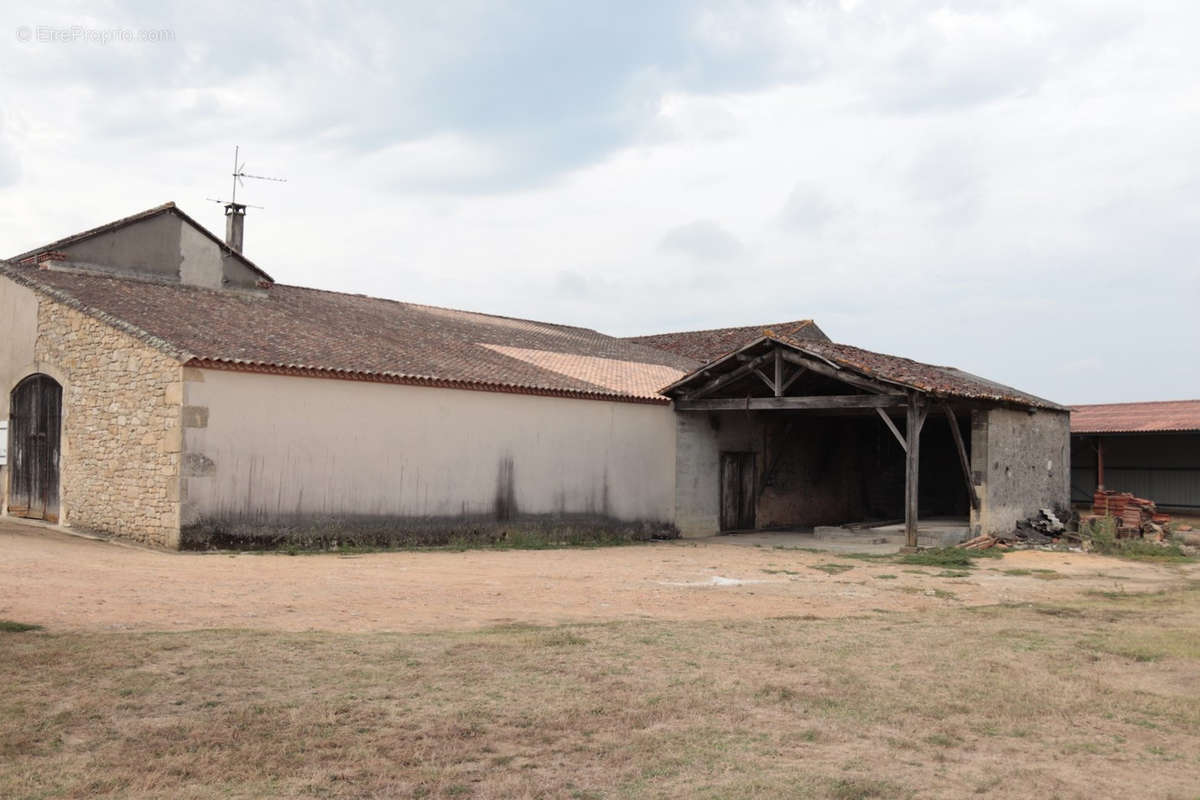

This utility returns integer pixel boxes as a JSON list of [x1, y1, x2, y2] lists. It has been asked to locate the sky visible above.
[[1, 0, 1198, 404]]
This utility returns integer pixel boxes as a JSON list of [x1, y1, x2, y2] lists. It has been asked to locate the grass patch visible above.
[[0, 620, 43, 633], [1083, 518, 1196, 563], [896, 547, 1001, 569], [3, 576, 1200, 798], [874, 574, 898, 580], [810, 563, 855, 575], [935, 570, 971, 578], [828, 777, 910, 799], [1083, 628, 1200, 663]]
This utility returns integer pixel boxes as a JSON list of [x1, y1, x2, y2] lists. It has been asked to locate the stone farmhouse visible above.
[[0, 203, 1070, 549]]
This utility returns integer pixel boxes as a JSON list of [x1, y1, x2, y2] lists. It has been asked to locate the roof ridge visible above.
[[624, 319, 813, 338], [274, 282, 606, 336]]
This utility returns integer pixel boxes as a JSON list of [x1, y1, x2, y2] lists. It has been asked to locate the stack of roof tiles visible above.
[[1092, 491, 1169, 529]]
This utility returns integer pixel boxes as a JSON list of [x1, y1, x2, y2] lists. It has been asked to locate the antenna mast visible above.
[[206, 145, 287, 253]]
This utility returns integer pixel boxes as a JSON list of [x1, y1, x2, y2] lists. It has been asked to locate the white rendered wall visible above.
[[181, 369, 677, 527]]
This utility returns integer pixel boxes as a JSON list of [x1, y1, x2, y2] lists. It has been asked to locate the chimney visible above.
[[224, 202, 246, 252]]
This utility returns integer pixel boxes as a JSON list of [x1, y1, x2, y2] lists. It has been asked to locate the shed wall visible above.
[[972, 407, 1070, 533], [1070, 433, 1200, 509], [180, 369, 677, 545], [0, 278, 39, 513]]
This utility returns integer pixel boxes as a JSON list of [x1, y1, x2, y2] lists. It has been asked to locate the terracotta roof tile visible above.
[[0, 262, 697, 404], [479, 344, 688, 399], [1070, 400, 1200, 433], [662, 333, 1064, 410], [790, 338, 1064, 410], [624, 319, 828, 362]]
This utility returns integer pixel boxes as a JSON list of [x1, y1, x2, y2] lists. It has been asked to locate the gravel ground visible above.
[[0, 518, 1192, 633]]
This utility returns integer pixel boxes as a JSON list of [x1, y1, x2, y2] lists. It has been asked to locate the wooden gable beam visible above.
[[778, 350, 895, 395], [676, 394, 906, 411], [685, 352, 774, 400]]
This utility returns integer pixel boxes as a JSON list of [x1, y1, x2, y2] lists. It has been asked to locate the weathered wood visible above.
[[875, 408, 907, 453], [720, 451, 756, 531], [752, 367, 776, 394], [773, 349, 783, 397], [778, 350, 894, 395], [676, 394, 907, 412], [686, 353, 773, 399], [7, 374, 62, 523], [780, 365, 807, 394], [942, 404, 980, 511], [904, 394, 922, 549]]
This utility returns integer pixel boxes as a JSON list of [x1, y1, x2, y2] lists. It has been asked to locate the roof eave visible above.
[[0, 260, 195, 364]]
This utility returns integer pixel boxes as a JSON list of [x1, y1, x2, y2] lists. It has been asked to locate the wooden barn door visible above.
[[719, 451, 756, 532], [7, 375, 62, 523]]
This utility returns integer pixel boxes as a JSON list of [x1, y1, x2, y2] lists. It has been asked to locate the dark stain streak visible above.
[[179, 512, 678, 551], [494, 455, 517, 522]]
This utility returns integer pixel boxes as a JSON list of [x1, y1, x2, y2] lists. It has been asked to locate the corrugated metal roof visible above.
[[1070, 400, 1200, 433]]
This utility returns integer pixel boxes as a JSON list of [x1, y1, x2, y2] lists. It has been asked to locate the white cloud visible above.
[[0, 0, 1197, 402], [659, 219, 745, 262]]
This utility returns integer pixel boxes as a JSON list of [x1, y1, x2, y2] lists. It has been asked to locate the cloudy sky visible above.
[[2, 0, 1198, 403]]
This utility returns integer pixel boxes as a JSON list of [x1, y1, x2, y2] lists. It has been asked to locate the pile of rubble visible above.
[[955, 492, 1196, 553], [961, 508, 1078, 550]]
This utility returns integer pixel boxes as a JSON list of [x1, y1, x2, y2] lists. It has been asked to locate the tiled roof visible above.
[[1070, 400, 1200, 433], [663, 334, 1065, 411], [624, 319, 828, 363], [0, 261, 696, 404], [479, 344, 689, 398], [792, 338, 1065, 410]]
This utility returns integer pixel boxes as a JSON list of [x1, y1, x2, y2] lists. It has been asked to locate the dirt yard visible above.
[[3, 519, 1200, 800], [1, 521, 1192, 633]]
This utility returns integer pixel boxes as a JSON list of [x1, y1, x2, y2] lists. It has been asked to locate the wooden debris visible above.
[[961, 534, 996, 550]]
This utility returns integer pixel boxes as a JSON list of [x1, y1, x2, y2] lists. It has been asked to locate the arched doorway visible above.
[[7, 374, 62, 522]]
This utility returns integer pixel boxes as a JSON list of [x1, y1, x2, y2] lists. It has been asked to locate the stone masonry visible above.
[[35, 297, 182, 546]]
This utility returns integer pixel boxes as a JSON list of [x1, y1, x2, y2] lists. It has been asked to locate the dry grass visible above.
[[3, 583, 1200, 799]]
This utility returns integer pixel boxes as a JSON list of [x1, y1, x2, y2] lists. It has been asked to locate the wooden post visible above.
[[904, 394, 923, 549], [773, 348, 783, 397], [1096, 436, 1105, 491]]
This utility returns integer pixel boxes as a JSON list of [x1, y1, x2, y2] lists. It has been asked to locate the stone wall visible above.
[[36, 298, 182, 546], [971, 407, 1070, 535]]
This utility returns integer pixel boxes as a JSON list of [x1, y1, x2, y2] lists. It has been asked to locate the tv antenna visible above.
[[206, 145, 287, 210], [206, 146, 287, 252]]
